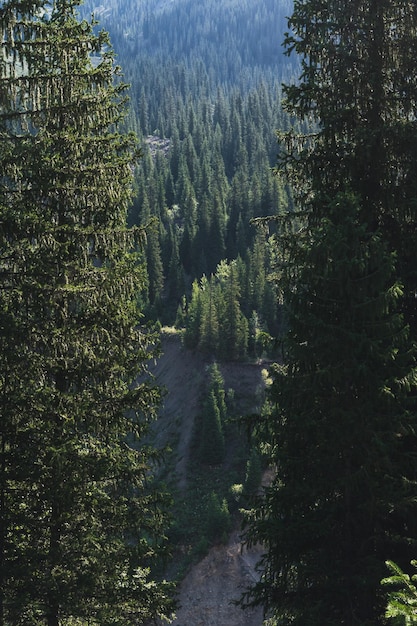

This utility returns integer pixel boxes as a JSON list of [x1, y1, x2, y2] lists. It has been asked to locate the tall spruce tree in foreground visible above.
[[244, 2, 417, 625], [0, 1, 173, 624]]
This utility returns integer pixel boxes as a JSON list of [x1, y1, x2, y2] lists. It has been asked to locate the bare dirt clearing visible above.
[[151, 331, 266, 487], [169, 530, 264, 626], [150, 331, 267, 626]]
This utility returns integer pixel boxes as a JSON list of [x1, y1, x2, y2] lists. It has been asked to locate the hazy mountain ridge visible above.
[[83, 0, 296, 88]]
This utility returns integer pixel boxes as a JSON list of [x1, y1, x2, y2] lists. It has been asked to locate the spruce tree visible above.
[[207, 362, 227, 424], [218, 261, 248, 361], [246, 191, 417, 625], [280, 0, 417, 333], [198, 279, 220, 355], [183, 278, 203, 348], [199, 390, 225, 466], [244, 1, 417, 624], [0, 1, 173, 624]]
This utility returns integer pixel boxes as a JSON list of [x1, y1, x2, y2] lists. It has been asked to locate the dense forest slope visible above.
[[84, 0, 293, 616], [83, 0, 298, 358], [88, 0, 294, 87], [83, 0, 294, 605]]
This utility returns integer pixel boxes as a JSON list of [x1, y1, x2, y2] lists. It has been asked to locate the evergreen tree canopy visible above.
[[78, 0, 292, 336], [0, 1, 173, 624], [246, 191, 417, 625], [281, 0, 417, 331], [244, 2, 417, 625]]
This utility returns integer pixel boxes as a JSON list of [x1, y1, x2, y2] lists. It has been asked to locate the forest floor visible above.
[[150, 330, 268, 626]]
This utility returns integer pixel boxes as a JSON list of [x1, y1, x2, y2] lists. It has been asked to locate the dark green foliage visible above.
[[182, 241, 281, 360], [246, 191, 417, 625], [183, 279, 203, 349], [198, 277, 220, 355], [207, 363, 227, 424], [197, 364, 227, 465], [145, 221, 165, 307], [243, 448, 262, 498], [183, 261, 255, 361], [168, 462, 239, 575], [217, 261, 248, 361], [280, 0, 417, 337], [199, 390, 225, 466], [242, 3, 417, 624], [84, 0, 295, 93], [0, 1, 173, 624], [205, 492, 231, 544], [82, 0, 291, 338]]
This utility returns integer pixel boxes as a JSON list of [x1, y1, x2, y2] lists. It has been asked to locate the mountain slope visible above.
[[150, 331, 266, 488], [84, 0, 295, 88], [149, 331, 267, 626]]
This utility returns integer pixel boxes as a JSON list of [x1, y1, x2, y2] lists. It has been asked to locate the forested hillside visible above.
[[85, 0, 297, 358], [1, 2, 289, 622], [3, 2, 417, 626]]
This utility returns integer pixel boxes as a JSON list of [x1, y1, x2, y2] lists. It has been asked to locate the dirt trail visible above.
[[150, 332, 267, 626]]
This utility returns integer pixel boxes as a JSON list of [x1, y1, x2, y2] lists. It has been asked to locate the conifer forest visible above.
[[1, 0, 417, 625]]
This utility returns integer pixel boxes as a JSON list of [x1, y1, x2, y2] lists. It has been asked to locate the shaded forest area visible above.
[[85, 0, 298, 359]]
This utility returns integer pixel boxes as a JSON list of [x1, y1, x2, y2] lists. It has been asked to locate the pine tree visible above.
[[205, 492, 231, 543], [245, 191, 417, 626], [199, 391, 225, 466], [382, 560, 417, 625], [243, 1, 417, 623], [142, 200, 164, 308], [195, 365, 227, 468], [243, 447, 262, 498], [198, 279, 220, 355], [280, 0, 417, 334], [166, 224, 184, 305], [207, 362, 227, 424], [247, 231, 267, 314], [0, 1, 173, 624], [183, 279, 203, 348], [207, 193, 226, 275], [218, 261, 248, 361]]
